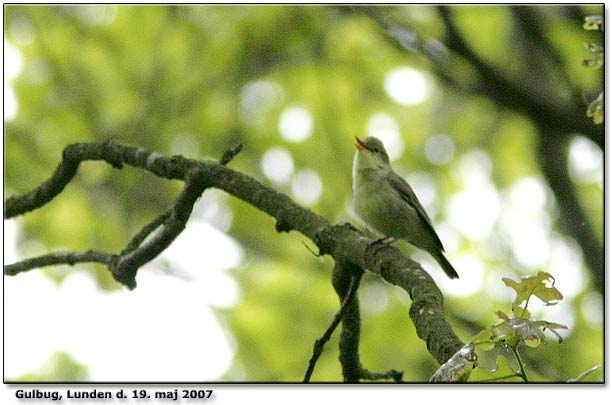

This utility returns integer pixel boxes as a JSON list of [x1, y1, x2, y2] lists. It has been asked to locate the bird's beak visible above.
[[355, 137, 368, 151]]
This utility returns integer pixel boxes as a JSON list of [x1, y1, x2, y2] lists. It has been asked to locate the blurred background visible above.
[[3, 5, 603, 382]]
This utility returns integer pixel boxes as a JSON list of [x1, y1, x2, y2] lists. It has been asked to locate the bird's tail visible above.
[[433, 251, 459, 279]]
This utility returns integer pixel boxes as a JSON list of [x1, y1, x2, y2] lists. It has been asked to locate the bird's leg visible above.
[[367, 237, 397, 255], [371, 236, 395, 245]]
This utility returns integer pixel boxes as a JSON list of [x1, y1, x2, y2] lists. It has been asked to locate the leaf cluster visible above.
[[432, 272, 572, 382], [582, 15, 603, 124]]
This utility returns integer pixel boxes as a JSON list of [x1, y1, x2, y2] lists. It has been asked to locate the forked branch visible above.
[[4, 140, 464, 371]]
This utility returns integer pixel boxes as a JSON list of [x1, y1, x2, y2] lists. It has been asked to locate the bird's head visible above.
[[354, 136, 391, 169]]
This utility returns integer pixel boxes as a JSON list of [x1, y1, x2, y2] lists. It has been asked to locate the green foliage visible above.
[[582, 16, 603, 31], [468, 273, 598, 382], [433, 273, 567, 382], [469, 355, 523, 382], [433, 272, 602, 383], [502, 271, 563, 317], [582, 15, 603, 124]]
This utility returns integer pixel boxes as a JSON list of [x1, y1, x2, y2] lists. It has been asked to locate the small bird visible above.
[[352, 136, 459, 279]]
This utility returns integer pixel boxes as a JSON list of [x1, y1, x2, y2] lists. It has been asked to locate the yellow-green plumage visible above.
[[352, 136, 459, 279]]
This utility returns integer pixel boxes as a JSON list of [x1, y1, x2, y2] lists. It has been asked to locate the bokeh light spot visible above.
[[9, 15, 35, 45], [261, 147, 294, 185], [278, 105, 313, 142], [291, 169, 322, 206], [568, 135, 603, 185], [510, 176, 548, 215], [448, 183, 500, 240], [425, 134, 455, 165], [4, 39, 22, 121], [75, 5, 118, 26], [240, 80, 284, 124], [384, 66, 432, 106], [437, 255, 485, 297], [457, 149, 493, 187], [581, 292, 603, 329]]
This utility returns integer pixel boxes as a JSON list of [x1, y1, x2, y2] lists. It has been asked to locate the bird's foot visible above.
[[367, 237, 396, 255]]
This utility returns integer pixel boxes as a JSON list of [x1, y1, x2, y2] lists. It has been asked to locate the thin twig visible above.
[[219, 143, 243, 165], [510, 346, 529, 382], [123, 210, 172, 254], [110, 171, 209, 289], [120, 144, 242, 261], [5, 142, 245, 291], [303, 272, 363, 382], [4, 250, 115, 275], [4, 159, 80, 219]]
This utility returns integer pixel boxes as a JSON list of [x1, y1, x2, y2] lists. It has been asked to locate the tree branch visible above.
[[5, 140, 243, 289], [360, 6, 601, 148], [4, 141, 464, 368], [111, 169, 210, 288], [4, 250, 114, 275], [435, 6, 604, 293], [330, 259, 404, 382], [303, 268, 362, 382], [436, 6, 601, 145], [537, 131, 603, 292], [332, 261, 364, 382], [365, 242, 464, 366], [123, 210, 172, 254]]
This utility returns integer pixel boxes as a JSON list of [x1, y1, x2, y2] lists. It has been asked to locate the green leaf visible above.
[[499, 318, 567, 346], [471, 326, 496, 350], [469, 355, 522, 382], [502, 272, 563, 309], [524, 338, 541, 348], [495, 309, 510, 321], [511, 302, 531, 319], [480, 307, 567, 349]]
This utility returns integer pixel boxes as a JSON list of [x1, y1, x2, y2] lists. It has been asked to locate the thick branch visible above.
[[329, 260, 403, 382], [366, 243, 464, 365], [304, 267, 362, 382], [4, 159, 80, 219], [537, 131, 603, 292], [436, 6, 601, 147], [332, 261, 364, 382], [112, 169, 210, 288], [317, 224, 464, 367], [4, 141, 464, 366]]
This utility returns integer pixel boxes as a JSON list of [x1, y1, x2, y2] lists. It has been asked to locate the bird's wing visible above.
[[387, 172, 445, 251]]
